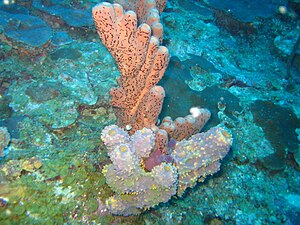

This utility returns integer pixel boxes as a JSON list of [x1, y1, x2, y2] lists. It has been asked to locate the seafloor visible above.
[[0, 0, 300, 224]]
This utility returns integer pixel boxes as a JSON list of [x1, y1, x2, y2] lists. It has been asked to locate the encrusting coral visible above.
[[93, 1, 233, 216]]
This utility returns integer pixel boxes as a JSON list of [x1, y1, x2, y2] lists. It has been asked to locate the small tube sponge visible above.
[[101, 125, 130, 152], [130, 127, 155, 158], [152, 162, 178, 188], [109, 143, 140, 172], [172, 126, 233, 196]]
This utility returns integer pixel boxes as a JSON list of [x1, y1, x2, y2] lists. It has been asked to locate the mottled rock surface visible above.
[[0, 10, 52, 47], [0, 127, 10, 157]]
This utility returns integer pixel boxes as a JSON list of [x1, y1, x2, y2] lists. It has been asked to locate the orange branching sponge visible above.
[[114, 0, 166, 41], [159, 108, 211, 141], [92, 2, 169, 133], [114, 0, 166, 14]]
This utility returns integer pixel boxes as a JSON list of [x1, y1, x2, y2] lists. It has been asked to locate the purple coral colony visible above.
[[0, 0, 300, 224]]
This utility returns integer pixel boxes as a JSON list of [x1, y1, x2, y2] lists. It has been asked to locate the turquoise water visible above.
[[0, 0, 299, 224]]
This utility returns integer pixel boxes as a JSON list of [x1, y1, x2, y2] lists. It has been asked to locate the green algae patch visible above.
[[0, 152, 112, 224], [87, 199, 99, 213], [25, 81, 63, 103], [0, 157, 43, 179], [50, 48, 82, 61], [13, 204, 26, 216]]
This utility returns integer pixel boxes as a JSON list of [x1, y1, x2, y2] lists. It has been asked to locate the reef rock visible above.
[[205, 0, 286, 22], [0, 127, 10, 157], [0, 10, 52, 47], [32, 0, 93, 27]]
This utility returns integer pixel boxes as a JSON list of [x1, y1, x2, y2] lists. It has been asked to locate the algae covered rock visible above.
[[51, 31, 73, 47], [251, 100, 300, 170], [205, 0, 283, 22], [0, 127, 10, 157], [0, 156, 42, 179], [274, 28, 300, 57], [32, 0, 93, 27], [0, 10, 52, 47], [8, 80, 79, 128], [8, 72, 99, 128]]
